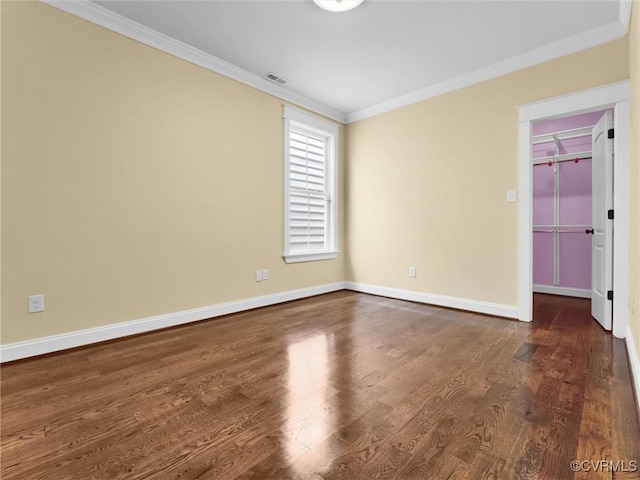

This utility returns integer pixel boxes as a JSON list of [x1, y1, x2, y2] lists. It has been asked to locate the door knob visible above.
[[585, 229, 594, 234]]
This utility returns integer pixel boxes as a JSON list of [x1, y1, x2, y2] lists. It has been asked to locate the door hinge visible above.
[[607, 290, 613, 301], [608, 209, 614, 220], [608, 128, 614, 139]]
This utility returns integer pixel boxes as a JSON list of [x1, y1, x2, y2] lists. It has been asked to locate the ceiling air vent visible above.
[[263, 72, 288, 85]]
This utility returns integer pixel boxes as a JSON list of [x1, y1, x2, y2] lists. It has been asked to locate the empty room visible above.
[[1, 0, 639, 479]]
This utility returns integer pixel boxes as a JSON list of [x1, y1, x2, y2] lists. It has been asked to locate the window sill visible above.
[[283, 252, 339, 264]]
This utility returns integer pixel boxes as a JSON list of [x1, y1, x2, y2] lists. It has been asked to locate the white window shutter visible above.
[[287, 129, 328, 252], [283, 106, 338, 263]]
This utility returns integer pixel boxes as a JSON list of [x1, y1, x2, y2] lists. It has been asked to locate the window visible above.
[[283, 106, 338, 263]]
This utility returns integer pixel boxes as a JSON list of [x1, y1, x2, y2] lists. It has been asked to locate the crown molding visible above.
[[41, 0, 628, 126], [41, 0, 347, 124], [346, 20, 627, 123]]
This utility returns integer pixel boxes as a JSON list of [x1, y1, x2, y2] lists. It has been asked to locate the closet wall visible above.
[[532, 110, 609, 296]]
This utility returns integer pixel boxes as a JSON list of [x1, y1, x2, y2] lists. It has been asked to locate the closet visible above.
[[532, 110, 609, 298]]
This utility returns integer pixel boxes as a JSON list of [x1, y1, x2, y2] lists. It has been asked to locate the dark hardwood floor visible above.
[[1, 292, 639, 479]]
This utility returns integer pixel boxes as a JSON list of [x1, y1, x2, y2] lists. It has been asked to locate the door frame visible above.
[[517, 80, 630, 339]]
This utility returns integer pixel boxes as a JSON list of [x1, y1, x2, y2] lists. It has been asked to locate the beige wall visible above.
[[629, 1, 640, 363], [1, 1, 345, 344], [346, 39, 629, 307]]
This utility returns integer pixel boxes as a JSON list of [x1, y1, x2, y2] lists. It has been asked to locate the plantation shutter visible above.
[[288, 128, 328, 252]]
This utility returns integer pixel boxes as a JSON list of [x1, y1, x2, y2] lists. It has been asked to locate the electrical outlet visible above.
[[409, 267, 417, 278], [255, 270, 263, 282], [28, 294, 44, 313], [262, 269, 269, 281]]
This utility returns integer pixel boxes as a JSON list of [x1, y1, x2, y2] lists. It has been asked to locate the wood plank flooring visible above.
[[1, 292, 639, 479]]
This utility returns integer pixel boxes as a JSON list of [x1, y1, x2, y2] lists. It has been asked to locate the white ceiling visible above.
[[75, 1, 626, 122]]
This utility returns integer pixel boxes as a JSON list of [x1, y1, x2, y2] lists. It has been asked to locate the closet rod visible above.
[[532, 126, 592, 145], [533, 151, 592, 165], [533, 224, 592, 228], [533, 229, 593, 233]]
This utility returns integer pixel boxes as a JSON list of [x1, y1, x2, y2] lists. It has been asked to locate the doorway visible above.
[[517, 81, 631, 339], [531, 109, 612, 329]]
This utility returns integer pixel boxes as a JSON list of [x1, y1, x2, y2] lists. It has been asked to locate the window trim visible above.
[[283, 105, 339, 264]]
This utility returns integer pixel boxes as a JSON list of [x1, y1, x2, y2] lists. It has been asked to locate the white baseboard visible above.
[[625, 325, 640, 422], [533, 285, 591, 298], [0, 282, 346, 363], [345, 282, 519, 319]]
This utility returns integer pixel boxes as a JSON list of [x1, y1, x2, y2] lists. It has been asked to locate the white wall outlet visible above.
[[255, 270, 263, 282], [409, 267, 417, 278], [506, 190, 517, 203], [28, 294, 45, 313], [262, 269, 269, 280]]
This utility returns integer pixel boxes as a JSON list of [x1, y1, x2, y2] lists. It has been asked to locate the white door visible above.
[[591, 111, 613, 330]]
